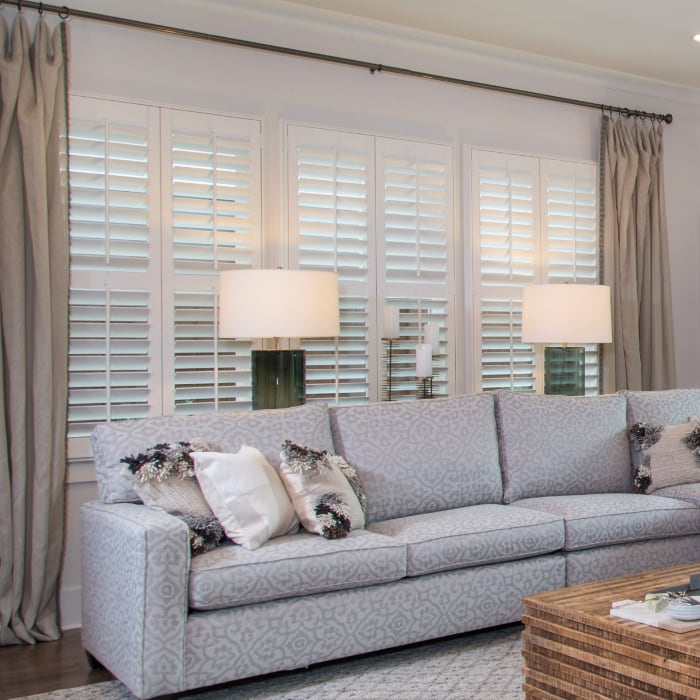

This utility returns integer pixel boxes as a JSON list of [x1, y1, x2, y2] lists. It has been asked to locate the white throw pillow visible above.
[[192, 446, 299, 550]]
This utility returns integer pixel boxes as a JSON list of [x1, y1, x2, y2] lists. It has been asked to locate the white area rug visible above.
[[14, 624, 524, 700]]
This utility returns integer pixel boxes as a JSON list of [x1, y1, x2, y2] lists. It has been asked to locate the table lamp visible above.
[[219, 269, 340, 409], [521, 284, 612, 395]]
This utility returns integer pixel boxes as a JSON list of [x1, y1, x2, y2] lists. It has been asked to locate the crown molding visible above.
[[66, 0, 700, 107]]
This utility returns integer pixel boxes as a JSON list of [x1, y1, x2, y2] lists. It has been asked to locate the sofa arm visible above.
[[80, 501, 190, 699]]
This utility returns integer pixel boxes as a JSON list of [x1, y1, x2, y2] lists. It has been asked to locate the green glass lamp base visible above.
[[544, 346, 585, 396], [252, 349, 306, 410]]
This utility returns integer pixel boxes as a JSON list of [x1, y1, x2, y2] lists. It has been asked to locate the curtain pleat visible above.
[[0, 13, 69, 645], [600, 115, 676, 392]]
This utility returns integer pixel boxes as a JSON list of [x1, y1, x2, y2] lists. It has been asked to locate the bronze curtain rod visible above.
[[4, 0, 673, 124]]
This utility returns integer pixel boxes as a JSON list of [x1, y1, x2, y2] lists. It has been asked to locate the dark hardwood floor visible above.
[[0, 629, 113, 699]]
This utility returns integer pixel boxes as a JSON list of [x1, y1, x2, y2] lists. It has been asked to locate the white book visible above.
[[610, 600, 700, 633]]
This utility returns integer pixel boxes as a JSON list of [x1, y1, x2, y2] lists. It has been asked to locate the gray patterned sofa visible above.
[[80, 388, 700, 699]]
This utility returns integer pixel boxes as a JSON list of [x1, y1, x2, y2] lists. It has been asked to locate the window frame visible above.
[[287, 122, 457, 404], [469, 146, 600, 394], [67, 95, 263, 459]]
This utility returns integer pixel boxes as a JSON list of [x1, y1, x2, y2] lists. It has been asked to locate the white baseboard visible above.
[[60, 585, 82, 631]]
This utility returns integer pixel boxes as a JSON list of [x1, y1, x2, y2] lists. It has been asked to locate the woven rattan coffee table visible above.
[[522, 563, 700, 699]]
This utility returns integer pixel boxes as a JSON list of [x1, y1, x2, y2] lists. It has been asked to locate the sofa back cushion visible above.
[[91, 403, 334, 504], [623, 389, 700, 492], [496, 391, 630, 503], [329, 393, 502, 523], [624, 389, 700, 426]]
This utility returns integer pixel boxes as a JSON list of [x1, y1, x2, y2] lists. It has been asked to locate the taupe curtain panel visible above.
[[600, 115, 676, 392], [0, 13, 70, 645]]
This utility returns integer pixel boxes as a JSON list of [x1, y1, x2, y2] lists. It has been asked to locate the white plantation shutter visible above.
[[480, 298, 534, 390], [69, 103, 155, 274], [377, 138, 454, 398], [541, 160, 600, 393], [68, 98, 262, 457], [476, 153, 537, 289], [171, 289, 251, 412], [378, 297, 450, 399], [381, 150, 449, 285], [161, 110, 262, 413], [288, 125, 454, 403], [68, 98, 161, 457], [68, 287, 152, 434], [291, 136, 371, 283], [288, 126, 375, 404], [303, 296, 371, 403], [473, 151, 538, 392], [168, 116, 259, 274], [472, 149, 599, 393], [542, 161, 598, 283]]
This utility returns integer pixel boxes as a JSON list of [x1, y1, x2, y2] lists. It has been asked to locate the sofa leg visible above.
[[85, 651, 104, 671]]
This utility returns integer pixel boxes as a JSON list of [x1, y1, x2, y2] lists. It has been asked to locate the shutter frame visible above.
[[472, 148, 599, 394]]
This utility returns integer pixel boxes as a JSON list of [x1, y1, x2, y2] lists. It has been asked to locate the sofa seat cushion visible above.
[[188, 529, 406, 610], [330, 394, 503, 523], [511, 494, 700, 551], [367, 504, 564, 577]]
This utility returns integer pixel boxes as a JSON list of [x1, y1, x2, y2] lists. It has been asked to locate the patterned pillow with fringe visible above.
[[121, 439, 225, 555], [279, 441, 366, 538], [629, 418, 700, 493]]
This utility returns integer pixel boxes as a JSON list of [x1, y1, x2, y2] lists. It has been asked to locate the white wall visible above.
[[51, 0, 700, 628]]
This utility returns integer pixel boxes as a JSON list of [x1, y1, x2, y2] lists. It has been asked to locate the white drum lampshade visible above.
[[522, 284, 612, 346], [219, 269, 340, 341], [219, 269, 340, 409], [521, 284, 612, 395]]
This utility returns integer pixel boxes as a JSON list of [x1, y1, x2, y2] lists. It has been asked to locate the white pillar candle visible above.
[[383, 305, 400, 339], [423, 322, 440, 355], [416, 343, 432, 378]]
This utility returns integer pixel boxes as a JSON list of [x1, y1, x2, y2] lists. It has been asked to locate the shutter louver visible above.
[[379, 139, 454, 400], [477, 159, 537, 289], [382, 297, 450, 400], [68, 98, 159, 454], [473, 150, 599, 394], [172, 290, 251, 412], [69, 116, 150, 272], [541, 161, 601, 393], [163, 111, 262, 413], [295, 146, 370, 282], [480, 298, 535, 390], [171, 129, 257, 274], [68, 287, 151, 437], [304, 296, 370, 404], [543, 165, 598, 283], [289, 126, 373, 403], [474, 151, 538, 391], [383, 156, 448, 284]]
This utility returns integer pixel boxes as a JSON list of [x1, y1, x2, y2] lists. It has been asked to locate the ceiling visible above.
[[279, 0, 700, 90]]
